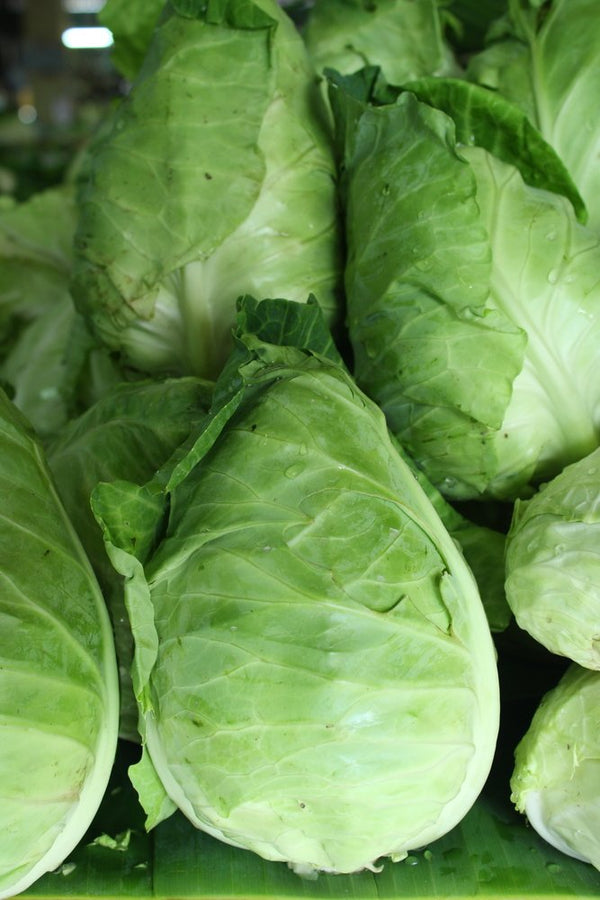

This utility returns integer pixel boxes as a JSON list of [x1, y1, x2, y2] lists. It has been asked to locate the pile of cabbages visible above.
[[2, 0, 600, 895]]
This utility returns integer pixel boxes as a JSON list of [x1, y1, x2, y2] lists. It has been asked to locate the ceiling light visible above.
[[61, 26, 113, 49]]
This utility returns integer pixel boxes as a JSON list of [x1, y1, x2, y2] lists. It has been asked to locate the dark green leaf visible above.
[[401, 76, 587, 222]]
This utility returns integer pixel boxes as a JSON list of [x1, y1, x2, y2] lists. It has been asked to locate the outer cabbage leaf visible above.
[[0, 186, 125, 439], [331, 75, 600, 500], [511, 663, 600, 869], [400, 76, 585, 222], [93, 297, 499, 876], [0, 296, 126, 442], [450, 519, 509, 631], [1, 295, 88, 439], [467, 0, 600, 228], [0, 186, 74, 340], [72, 0, 343, 380], [330, 83, 524, 498], [0, 390, 119, 899], [303, 0, 459, 84], [0, 187, 77, 410], [505, 447, 600, 670], [386, 430, 510, 633], [99, 0, 165, 81], [411, 468, 510, 632], [47, 377, 213, 741]]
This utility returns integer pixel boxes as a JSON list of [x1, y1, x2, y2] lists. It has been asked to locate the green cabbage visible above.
[[511, 663, 600, 870], [72, 0, 343, 381], [93, 298, 499, 876], [329, 70, 600, 501], [0, 390, 119, 899], [505, 447, 600, 670]]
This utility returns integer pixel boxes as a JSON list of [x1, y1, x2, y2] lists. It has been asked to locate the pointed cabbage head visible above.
[[0, 390, 119, 899], [95, 302, 500, 875]]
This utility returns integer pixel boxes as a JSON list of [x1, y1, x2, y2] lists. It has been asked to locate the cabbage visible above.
[[505, 447, 600, 670], [511, 663, 600, 870], [93, 297, 499, 876], [72, 0, 343, 381], [329, 70, 600, 501], [0, 389, 119, 899]]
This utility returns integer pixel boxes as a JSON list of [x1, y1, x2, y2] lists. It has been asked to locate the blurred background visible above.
[[0, 0, 121, 199]]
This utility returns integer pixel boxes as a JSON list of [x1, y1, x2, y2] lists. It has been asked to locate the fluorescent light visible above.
[[61, 26, 113, 49]]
